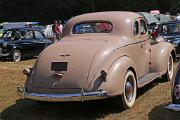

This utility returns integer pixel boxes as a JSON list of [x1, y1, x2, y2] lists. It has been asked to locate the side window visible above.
[[34, 31, 44, 39], [133, 21, 139, 36], [140, 20, 147, 35], [25, 31, 34, 39]]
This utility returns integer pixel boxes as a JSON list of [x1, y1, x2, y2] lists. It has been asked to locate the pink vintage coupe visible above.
[[17, 11, 175, 109]]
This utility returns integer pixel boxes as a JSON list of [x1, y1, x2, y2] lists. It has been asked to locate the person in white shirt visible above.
[[176, 13, 180, 20]]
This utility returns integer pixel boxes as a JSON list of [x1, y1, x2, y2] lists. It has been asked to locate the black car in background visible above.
[[172, 62, 180, 104], [0, 27, 52, 62], [158, 21, 180, 57]]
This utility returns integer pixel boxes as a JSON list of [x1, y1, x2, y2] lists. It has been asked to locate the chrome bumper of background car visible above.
[[0, 47, 10, 57], [0, 52, 10, 57], [17, 85, 108, 102], [165, 104, 180, 111]]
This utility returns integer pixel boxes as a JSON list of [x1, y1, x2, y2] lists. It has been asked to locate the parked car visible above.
[[17, 11, 175, 109], [43, 24, 53, 38], [1, 22, 39, 30], [138, 12, 160, 25], [0, 27, 52, 62], [157, 21, 180, 57], [172, 62, 180, 104], [0, 24, 3, 38]]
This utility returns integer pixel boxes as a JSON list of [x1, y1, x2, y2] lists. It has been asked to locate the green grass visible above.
[[0, 60, 180, 120]]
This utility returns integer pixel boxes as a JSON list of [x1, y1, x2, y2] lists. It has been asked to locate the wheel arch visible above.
[[150, 42, 175, 74], [97, 56, 137, 96], [12, 46, 23, 54], [127, 67, 137, 82]]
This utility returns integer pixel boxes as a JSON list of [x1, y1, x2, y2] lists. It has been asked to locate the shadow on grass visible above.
[[137, 77, 164, 98], [0, 98, 124, 120], [148, 103, 180, 120], [0, 75, 172, 120]]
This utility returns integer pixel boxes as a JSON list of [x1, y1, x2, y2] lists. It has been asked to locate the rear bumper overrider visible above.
[[17, 85, 108, 102]]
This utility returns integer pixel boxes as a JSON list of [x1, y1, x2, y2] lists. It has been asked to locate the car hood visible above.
[[163, 35, 180, 42], [30, 38, 107, 92]]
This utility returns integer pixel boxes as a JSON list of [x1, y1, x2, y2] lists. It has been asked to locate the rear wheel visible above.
[[162, 55, 173, 81], [11, 50, 22, 62], [116, 70, 137, 109]]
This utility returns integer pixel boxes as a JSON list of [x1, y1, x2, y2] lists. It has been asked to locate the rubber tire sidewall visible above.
[[162, 55, 173, 82], [11, 50, 22, 62], [121, 70, 137, 109]]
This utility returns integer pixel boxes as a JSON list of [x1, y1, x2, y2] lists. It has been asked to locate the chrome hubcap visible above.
[[14, 52, 21, 61], [125, 76, 134, 102]]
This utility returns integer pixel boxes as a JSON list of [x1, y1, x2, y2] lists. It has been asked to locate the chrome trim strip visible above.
[[0, 53, 10, 57], [17, 86, 107, 102]]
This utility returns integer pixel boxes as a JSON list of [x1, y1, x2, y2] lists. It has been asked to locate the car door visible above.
[[34, 30, 50, 56], [22, 30, 44, 56], [139, 19, 151, 75], [19, 30, 36, 56], [132, 19, 150, 77]]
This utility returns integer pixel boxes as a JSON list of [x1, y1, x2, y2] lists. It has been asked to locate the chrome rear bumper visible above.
[[17, 86, 107, 102]]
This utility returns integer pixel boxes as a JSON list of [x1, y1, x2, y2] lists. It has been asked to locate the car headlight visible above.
[[2, 43, 7, 48]]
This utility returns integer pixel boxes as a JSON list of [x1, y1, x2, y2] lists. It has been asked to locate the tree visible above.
[[0, 0, 177, 24]]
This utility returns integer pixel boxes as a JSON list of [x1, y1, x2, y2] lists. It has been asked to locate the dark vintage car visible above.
[[158, 21, 180, 57], [172, 62, 180, 104], [0, 27, 52, 61]]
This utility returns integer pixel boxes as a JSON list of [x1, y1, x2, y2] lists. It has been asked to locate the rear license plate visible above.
[[51, 62, 68, 71]]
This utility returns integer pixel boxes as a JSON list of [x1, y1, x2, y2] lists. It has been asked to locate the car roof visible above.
[[6, 27, 42, 31], [63, 11, 144, 36]]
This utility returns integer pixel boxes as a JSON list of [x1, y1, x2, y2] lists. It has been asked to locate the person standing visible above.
[[54, 20, 63, 40], [52, 20, 57, 35], [176, 13, 180, 20], [57, 20, 63, 35]]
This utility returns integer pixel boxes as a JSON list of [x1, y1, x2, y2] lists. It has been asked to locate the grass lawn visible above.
[[0, 59, 180, 120]]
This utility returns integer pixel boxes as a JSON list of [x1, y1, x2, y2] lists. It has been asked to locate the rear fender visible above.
[[91, 56, 137, 96], [150, 42, 175, 74]]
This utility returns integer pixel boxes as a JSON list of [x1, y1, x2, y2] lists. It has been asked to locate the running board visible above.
[[137, 73, 161, 88]]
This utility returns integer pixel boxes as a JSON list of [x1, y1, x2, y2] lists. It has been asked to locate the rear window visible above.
[[72, 22, 113, 34]]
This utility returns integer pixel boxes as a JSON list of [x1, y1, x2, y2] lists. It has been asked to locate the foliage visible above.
[[0, 0, 179, 24]]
